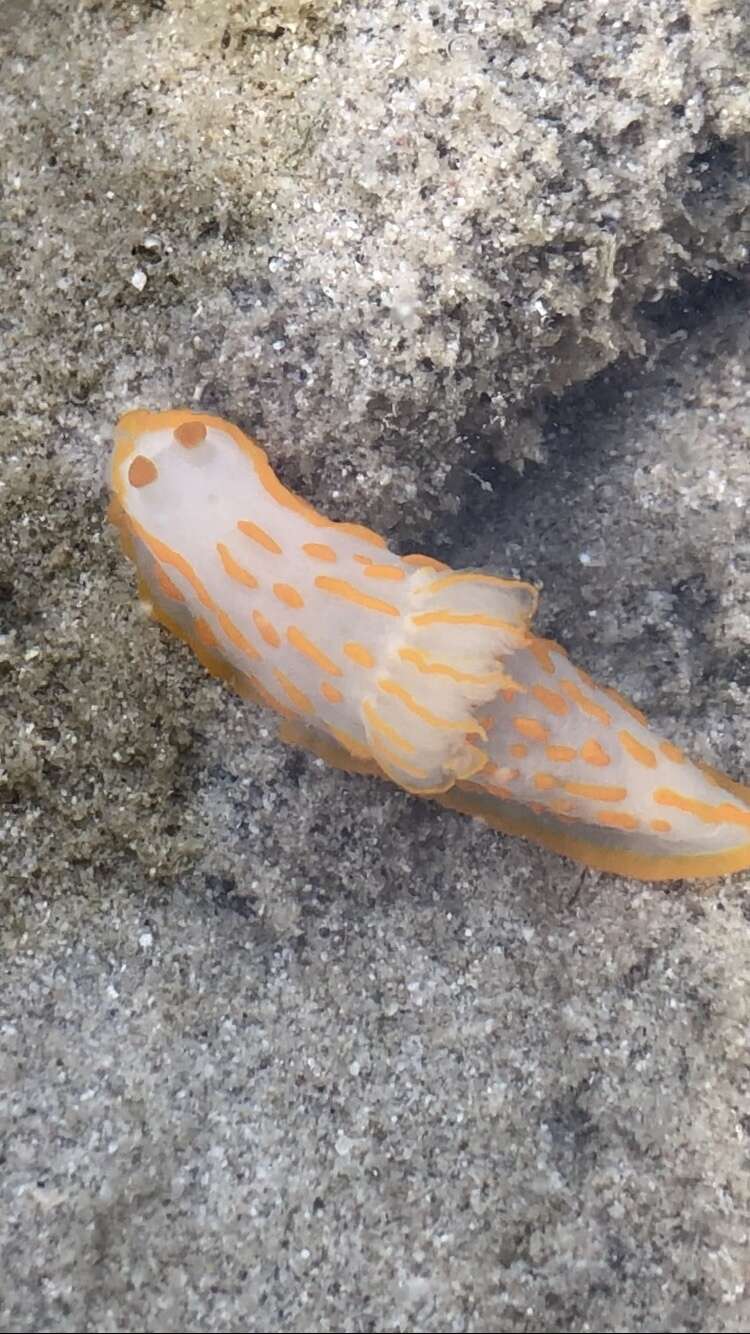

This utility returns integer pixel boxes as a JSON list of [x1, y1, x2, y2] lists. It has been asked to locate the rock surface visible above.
[[1, 2, 749, 1331]]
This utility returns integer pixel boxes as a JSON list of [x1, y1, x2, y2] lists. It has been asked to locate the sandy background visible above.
[[2, 1, 750, 1330]]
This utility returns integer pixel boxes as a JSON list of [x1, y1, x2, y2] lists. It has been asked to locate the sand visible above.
[[2, 1, 749, 1330]]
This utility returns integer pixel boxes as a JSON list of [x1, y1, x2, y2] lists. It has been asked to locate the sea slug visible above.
[[109, 408, 750, 881]]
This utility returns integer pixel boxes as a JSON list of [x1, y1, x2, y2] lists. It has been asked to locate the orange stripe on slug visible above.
[[302, 542, 337, 563], [398, 646, 512, 689], [320, 681, 343, 704], [362, 700, 415, 753], [604, 686, 649, 728], [529, 637, 567, 676], [559, 679, 612, 726], [174, 420, 207, 447], [651, 818, 672, 833], [660, 740, 685, 765], [215, 609, 261, 661], [510, 743, 528, 758], [140, 531, 215, 613], [237, 520, 282, 555], [564, 781, 627, 802], [486, 764, 519, 783], [216, 542, 258, 590], [437, 779, 750, 881], [194, 617, 217, 647], [531, 684, 568, 717], [344, 641, 375, 668], [128, 456, 158, 488], [513, 717, 549, 743], [315, 577, 400, 618], [596, 810, 639, 831], [370, 737, 431, 782], [653, 788, 750, 829], [117, 411, 327, 538], [533, 772, 558, 791], [411, 610, 525, 636], [274, 669, 314, 715], [426, 572, 538, 602], [241, 672, 294, 717], [274, 583, 305, 609], [328, 725, 373, 760], [245, 448, 333, 530], [402, 553, 450, 571], [619, 730, 657, 768], [155, 567, 185, 602], [335, 522, 387, 549], [357, 561, 406, 583], [287, 626, 342, 677], [253, 610, 280, 648], [136, 523, 273, 670], [378, 678, 486, 736], [580, 738, 610, 767], [546, 744, 576, 763]]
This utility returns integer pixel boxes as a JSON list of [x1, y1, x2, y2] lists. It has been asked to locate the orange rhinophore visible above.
[[109, 408, 750, 881]]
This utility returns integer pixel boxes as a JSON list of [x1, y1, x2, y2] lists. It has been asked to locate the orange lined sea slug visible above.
[[109, 408, 750, 882]]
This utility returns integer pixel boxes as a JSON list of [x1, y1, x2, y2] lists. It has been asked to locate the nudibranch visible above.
[[109, 408, 750, 882]]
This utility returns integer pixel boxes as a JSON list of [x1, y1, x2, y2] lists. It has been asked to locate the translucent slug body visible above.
[[109, 408, 750, 881]]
